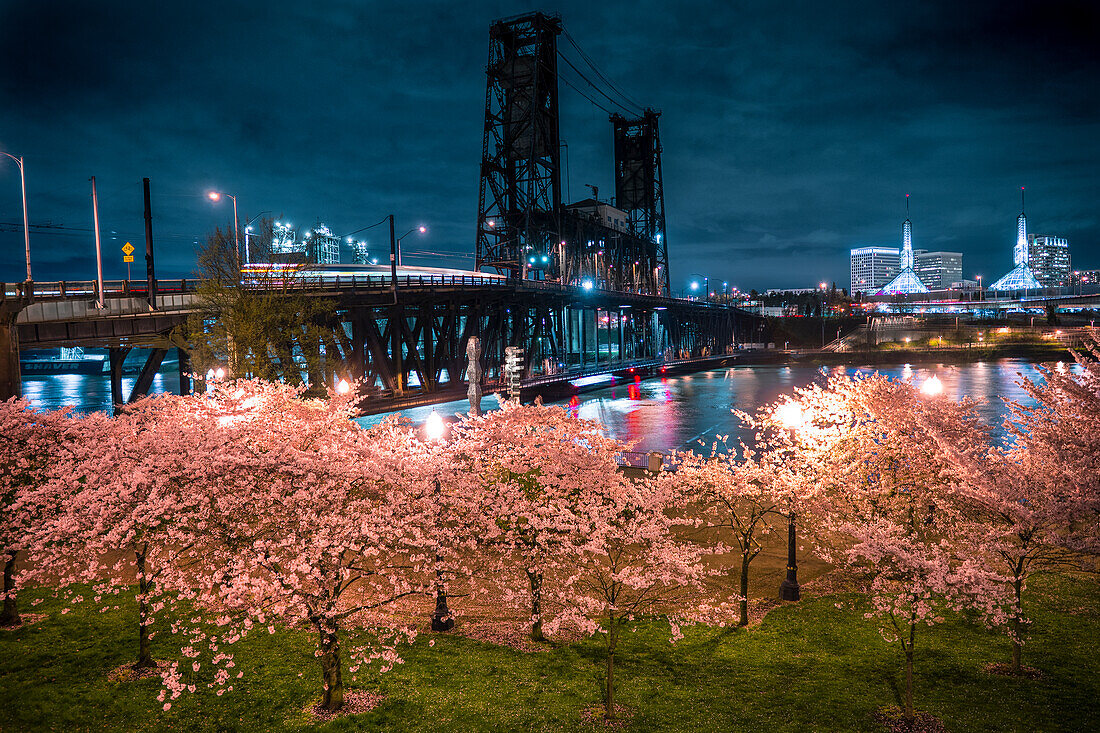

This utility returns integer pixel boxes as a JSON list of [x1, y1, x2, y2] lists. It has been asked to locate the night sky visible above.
[[2, 0, 1097, 291]]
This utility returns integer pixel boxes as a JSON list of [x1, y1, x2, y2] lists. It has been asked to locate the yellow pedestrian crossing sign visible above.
[[122, 242, 135, 255]]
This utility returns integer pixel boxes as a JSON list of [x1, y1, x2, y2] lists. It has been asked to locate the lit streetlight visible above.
[[920, 375, 943, 397], [396, 225, 427, 267], [336, 378, 351, 395], [0, 151, 31, 281], [207, 191, 240, 266], [423, 410, 454, 631], [688, 274, 709, 302], [775, 399, 806, 602]]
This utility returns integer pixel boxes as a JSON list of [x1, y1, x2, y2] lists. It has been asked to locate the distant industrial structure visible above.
[[474, 12, 670, 295]]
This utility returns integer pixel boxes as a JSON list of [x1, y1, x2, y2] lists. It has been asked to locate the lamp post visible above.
[[0, 152, 30, 282], [775, 400, 806, 601], [241, 210, 270, 265], [819, 282, 828, 348], [424, 411, 455, 632], [689, 274, 709, 302], [396, 225, 427, 267], [207, 191, 240, 267]]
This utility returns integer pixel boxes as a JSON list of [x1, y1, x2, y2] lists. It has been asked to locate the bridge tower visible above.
[[611, 109, 670, 295], [476, 12, 563, 279]]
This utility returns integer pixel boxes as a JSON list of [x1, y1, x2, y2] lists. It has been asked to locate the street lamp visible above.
[[920, 374, 943, 397], [1, 151, 31, 281], [241, 210, 270, 265], [396, 225, 427, 267], [688, 274, 709, 301], [775, 400, 805, 602], [819, 282, 828, 348], [207, 191, 240, 266], [423, 410, 454, 631]]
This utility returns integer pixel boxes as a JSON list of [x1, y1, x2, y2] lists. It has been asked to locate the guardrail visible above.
[[616, 450, 675, 472], [3, 276, 754, 312]]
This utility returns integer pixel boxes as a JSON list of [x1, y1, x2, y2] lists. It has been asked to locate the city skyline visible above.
[[2, 1, 1097, 290]]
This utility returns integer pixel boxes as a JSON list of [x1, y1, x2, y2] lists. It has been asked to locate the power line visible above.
[[556, 49, 639, 116], [556, 68, 618, 116], [561, 29, 646, 114]]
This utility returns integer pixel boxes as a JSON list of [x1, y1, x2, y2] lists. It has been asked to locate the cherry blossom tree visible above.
[[915, 346, 1100, 674], [547, 472, 712, 720], [806, 374, 1008, 721], [171, 380, 432, 712], [448, 399, 628, 641], [27, 390, 241, 670], [0, 399, 104, 626], [671, 442, 790, 627], [1006, 330, 1100, 556]]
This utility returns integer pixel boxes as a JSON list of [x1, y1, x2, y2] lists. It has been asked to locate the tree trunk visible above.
[[1011, 575, 1023, 674], [0, 551, 20, 627], [904, 622, 916, 720], [527, 568, 545, 642], [318, 625, 344, 712], [134, 549, 154, 669], [604, 612, 616, 720], [738, 550, 751, 627]]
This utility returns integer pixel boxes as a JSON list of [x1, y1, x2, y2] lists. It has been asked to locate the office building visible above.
[[914, 250, 963, 290], [1028, 234, 1070, 286], [850, 246, 899, 294]]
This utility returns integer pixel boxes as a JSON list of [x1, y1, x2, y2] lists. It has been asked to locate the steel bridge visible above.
[[2, 277, 764, 410]]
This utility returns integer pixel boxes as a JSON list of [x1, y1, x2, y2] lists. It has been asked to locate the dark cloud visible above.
[[1, 0, 1097, 290]]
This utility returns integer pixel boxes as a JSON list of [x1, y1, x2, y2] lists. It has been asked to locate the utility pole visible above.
[[143, 178, 156, 310], [389, 214, 403, 394], [91, 176, 105, 309]]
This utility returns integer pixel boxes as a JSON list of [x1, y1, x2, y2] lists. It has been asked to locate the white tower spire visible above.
[[877, 193, 929, 294], [990, 186, 1042, 291], [900, 194, 913, 270], [1013, 186, 1028, 267]]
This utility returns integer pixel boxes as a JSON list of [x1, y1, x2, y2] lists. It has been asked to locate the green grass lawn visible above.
[[2, 574, 1098, 732]]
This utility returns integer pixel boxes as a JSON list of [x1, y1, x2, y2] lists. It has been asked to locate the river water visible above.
[[22, 359, 1072, 451], [358, 358, 1068, 451]]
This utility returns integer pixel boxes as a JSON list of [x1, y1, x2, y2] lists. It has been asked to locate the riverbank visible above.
[[792, 342, 1075, 367]]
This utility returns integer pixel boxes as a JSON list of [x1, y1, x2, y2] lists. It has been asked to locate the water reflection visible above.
[[355, 359, 1072, 452], [21, 373, 178, 414], [23, 359, 1078, 453]]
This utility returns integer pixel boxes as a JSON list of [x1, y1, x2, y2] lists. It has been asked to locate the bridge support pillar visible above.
[[128, 348, 168, 404], [0, 307, 21, 401], [109, 346, 133, 414], [178, 348, 191, 396]]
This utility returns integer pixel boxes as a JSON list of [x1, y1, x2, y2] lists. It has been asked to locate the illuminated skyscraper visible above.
[[1028, 234, 1070, 286], [989, 188, 1042, 291], [850, 246, 899, 294], [877, 195, 929, 294], [914, 250, 963, 289]]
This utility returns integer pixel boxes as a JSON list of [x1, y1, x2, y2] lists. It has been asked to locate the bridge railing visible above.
[[2, 279, 198, 300], [5, 276, 758, 316]]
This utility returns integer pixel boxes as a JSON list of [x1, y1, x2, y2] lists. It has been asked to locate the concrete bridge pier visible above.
[[0, 305, 22, 401]]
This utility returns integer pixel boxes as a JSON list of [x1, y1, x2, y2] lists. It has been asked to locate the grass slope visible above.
[[2, 574, 1098, 732]]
